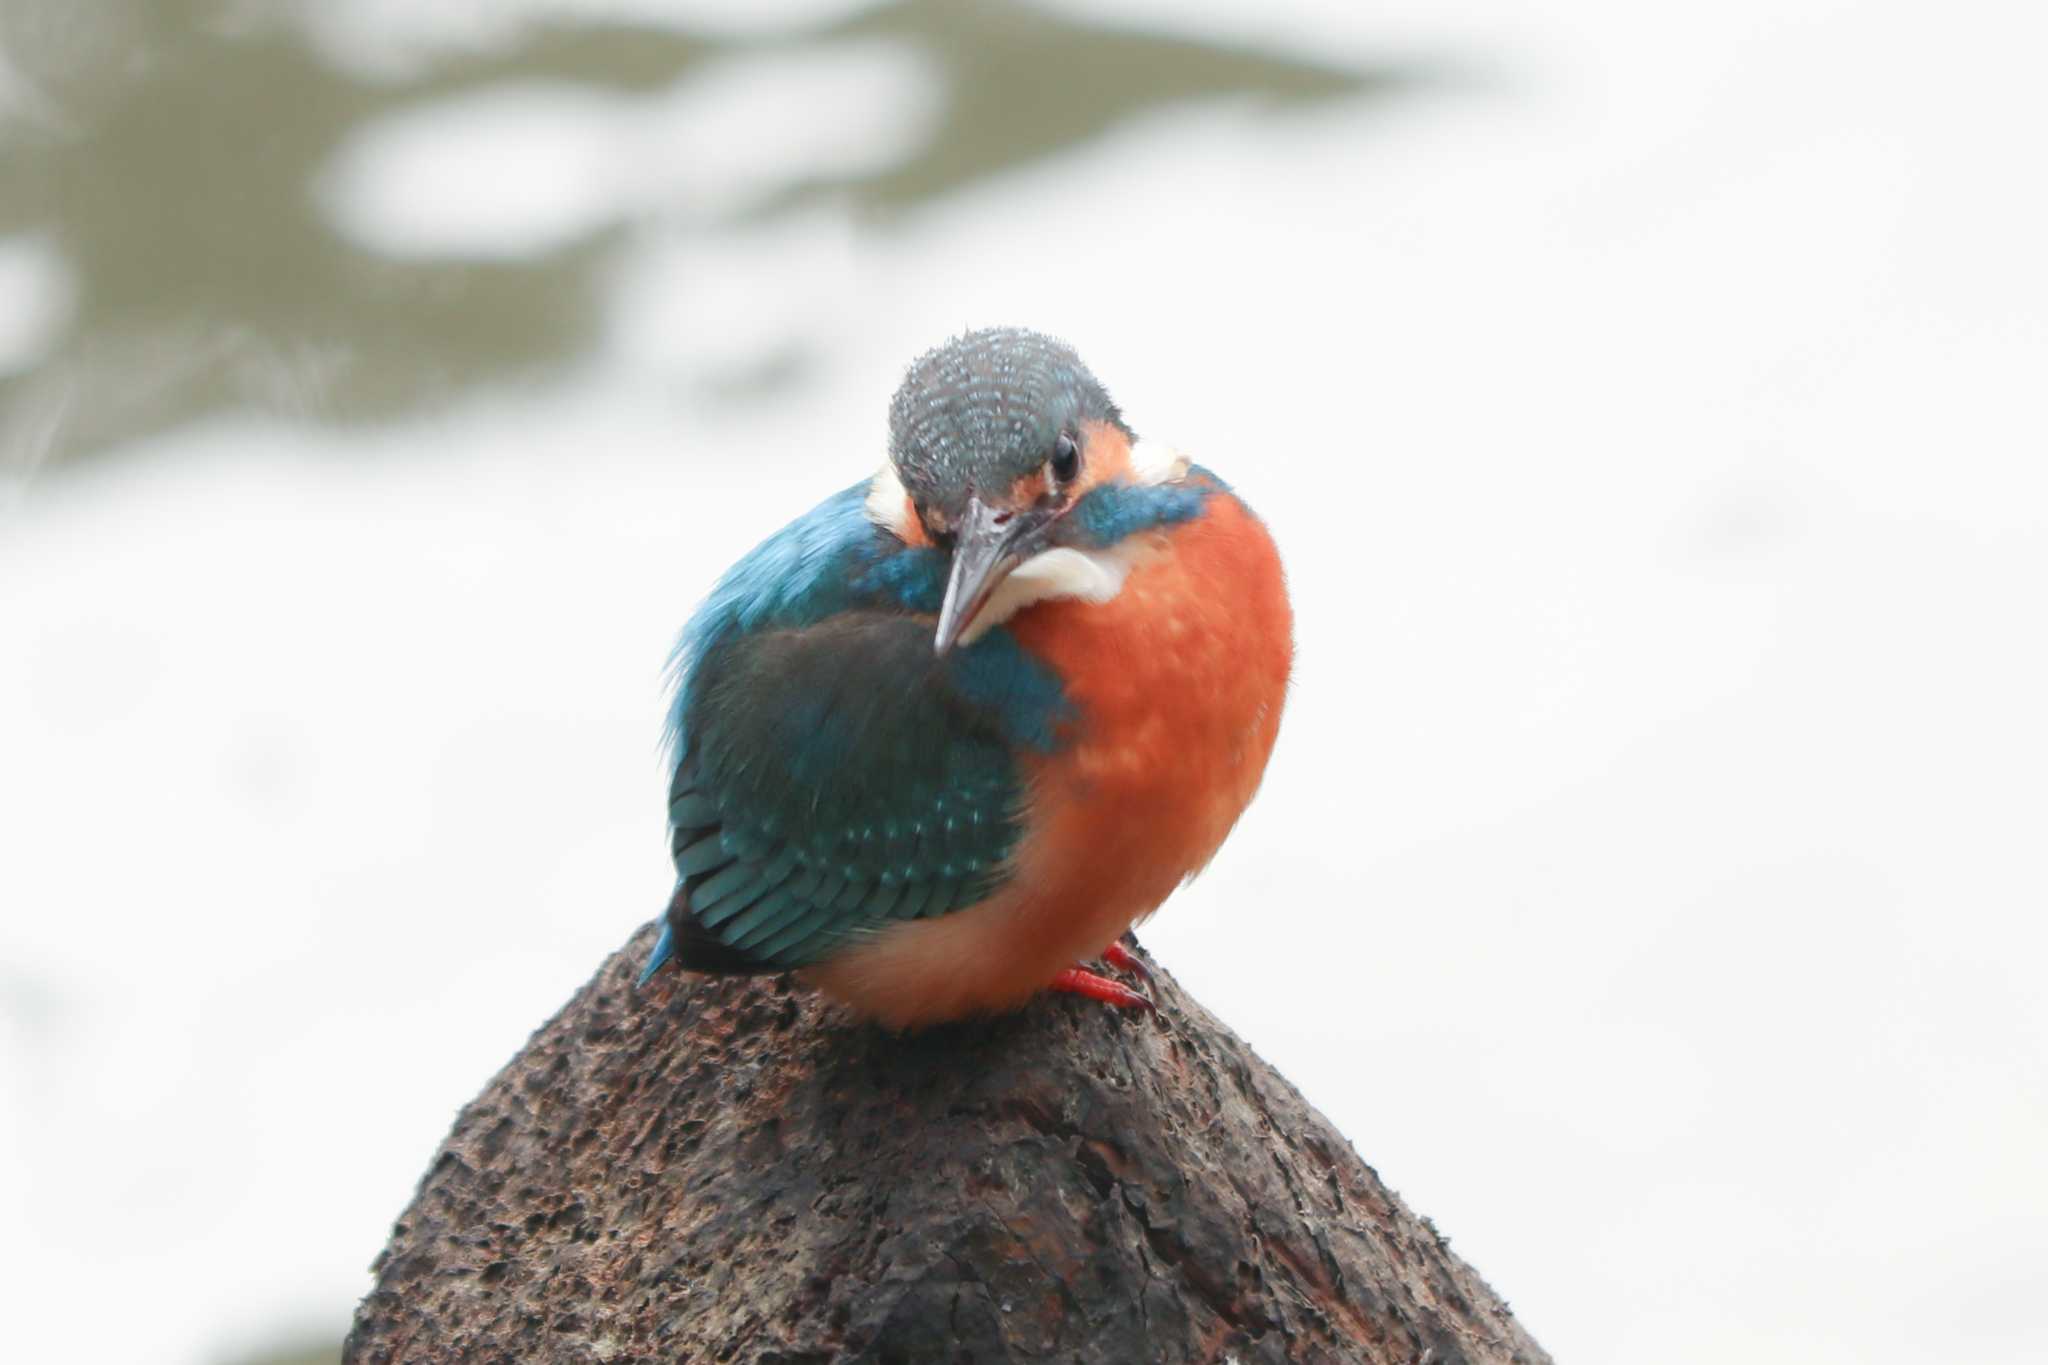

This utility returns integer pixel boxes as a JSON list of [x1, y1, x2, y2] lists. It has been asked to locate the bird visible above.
[[638, 327, 1292, 1028]]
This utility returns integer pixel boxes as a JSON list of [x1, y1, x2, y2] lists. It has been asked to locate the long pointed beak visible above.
[[934, 495, 1038, 654]]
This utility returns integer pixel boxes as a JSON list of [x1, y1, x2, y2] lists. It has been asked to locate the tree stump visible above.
[[344, 926, 1551, 1364]]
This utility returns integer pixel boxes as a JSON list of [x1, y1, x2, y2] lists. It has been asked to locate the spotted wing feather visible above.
[[663, 611, 1027, 972]]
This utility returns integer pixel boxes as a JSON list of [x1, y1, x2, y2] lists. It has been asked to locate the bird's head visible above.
[[879, 327, 1172, 654]]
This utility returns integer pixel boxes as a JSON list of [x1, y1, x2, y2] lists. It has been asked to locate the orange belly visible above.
[[806, 490, 1294, 1027]]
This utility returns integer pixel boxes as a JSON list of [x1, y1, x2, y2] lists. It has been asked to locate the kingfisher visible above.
[[638, 327, 1292, 1028]]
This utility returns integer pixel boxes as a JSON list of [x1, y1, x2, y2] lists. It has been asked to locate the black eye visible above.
[[1049, 432, 1081, 485]]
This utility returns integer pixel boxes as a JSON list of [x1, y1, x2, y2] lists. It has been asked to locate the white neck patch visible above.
[[865, 458, 915, 536], [1127, 437, 1190, 485]]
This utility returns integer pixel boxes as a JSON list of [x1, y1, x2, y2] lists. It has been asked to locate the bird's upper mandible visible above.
[[642, 327, 1294, 1027]]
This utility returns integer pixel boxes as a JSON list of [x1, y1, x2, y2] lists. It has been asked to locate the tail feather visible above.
[[637, 920, 677, 987]]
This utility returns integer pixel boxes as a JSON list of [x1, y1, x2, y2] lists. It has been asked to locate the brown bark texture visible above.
[[345, 925, 1553, 1365]]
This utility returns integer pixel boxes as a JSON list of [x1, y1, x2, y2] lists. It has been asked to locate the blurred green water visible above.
[[0, 0, 1419, 485]]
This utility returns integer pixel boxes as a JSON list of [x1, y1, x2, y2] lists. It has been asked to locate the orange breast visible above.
[[1011, 488, 1294, 917], [804, 488, 1292, 1028]]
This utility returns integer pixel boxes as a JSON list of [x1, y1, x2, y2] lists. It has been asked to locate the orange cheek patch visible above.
[[1004, 468, 1052, 507], [897, 495, 933, 547], [984, 422, 1137, 518], [1076, 420, 1133, 494]]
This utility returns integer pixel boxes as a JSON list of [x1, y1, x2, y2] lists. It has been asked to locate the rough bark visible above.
[[345, 926, 1551, 1364]]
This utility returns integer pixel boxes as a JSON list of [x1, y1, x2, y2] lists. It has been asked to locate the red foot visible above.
[[1100, 941, 1149, 980], [1050, 967, 1155, 1012]]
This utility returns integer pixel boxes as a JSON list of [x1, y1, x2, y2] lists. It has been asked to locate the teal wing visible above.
[[661, 609, 1049, 972]]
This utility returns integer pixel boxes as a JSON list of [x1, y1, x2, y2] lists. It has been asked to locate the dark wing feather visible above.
[[663, 610, 1030, 972]]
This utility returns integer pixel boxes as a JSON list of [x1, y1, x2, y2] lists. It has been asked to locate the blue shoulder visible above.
[[664, 482, 887, 761], [1058, 467, 1225, 550]]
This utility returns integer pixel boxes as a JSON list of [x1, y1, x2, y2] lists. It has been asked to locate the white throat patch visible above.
[[956, 540, 1153, 646]]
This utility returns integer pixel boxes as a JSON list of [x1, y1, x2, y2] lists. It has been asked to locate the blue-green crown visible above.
[[886, 327, 1127, 522]]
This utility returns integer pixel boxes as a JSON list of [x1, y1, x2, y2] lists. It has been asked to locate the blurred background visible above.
[[2, 0, 2044, 1361]]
